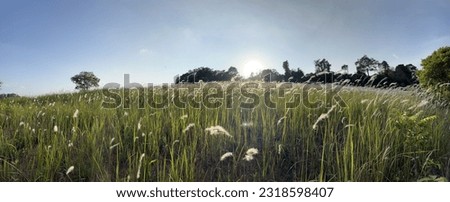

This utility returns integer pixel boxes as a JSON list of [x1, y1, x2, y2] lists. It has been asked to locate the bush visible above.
[[418, 47, 450, 100]]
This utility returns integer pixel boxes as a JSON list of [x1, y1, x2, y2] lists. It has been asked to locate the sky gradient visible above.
[[1, 0, 449, 96]]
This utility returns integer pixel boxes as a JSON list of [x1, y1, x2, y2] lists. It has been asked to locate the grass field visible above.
[[0, 82, 449, 182]]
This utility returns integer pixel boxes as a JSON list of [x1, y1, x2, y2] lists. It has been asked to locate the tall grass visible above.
[[0, 82, 448, 182]]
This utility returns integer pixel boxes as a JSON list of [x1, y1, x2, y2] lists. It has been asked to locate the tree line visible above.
[[174, 55, 419, 88]]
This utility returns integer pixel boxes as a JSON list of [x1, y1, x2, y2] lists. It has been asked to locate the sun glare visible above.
[[242, 60, 264, 78]]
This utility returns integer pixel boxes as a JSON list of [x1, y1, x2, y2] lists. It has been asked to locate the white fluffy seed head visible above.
[[109, 143, 119, 150], [246, 148, 258, 156], [220, 152, 233, 161], [205, 125, 232, 137], [183, 123, 195, 133], [277, 117, 286, 126], [312, 113, 328, 130], [278, 144, 283, 155], [73, 109, 79, 118], [243, 155, 254, 161], [66, 166, 74, 175], [136, 153, 145, 179], [53, 125, 58, 133], [243, 148, 258, 161]]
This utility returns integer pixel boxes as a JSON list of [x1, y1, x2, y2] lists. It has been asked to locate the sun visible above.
[[242, 60, 264, 78]]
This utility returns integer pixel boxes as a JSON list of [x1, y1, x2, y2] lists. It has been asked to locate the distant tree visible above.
[[378, 61, 391, 75], [290, 68, 304, 82], [226, 66, 239, 80], [341, 65, 348, 73], [71, 71, 100, 90], [418, 47, 450, 87], [355, 55, 379, 76], [175, 66, 240, 83], [261, 69, 274, 82], [314, 59, 331, 73], [0, 81, 2, 90], [227, 66, 238, 76], [249, 69, 283, 82], [282, 60, 291, 81], [391, 64, 418, 86]]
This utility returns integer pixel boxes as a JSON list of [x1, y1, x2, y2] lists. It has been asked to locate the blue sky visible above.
[[1, 0, 449, 96]]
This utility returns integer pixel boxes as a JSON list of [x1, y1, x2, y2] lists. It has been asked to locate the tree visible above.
[[393, 64, 418, 86], [378, 61, 391, 75], [282, 60, 291, 81], [290, 68, 304, 82], [418, 46, 450, 87], [314, 59, 331, 73], [355, 55, 379, 76], [175, 66, 241, 83], [227, 66, 238, 76], [225, 66, 239, 80], [0, 81, 2, 90], [418, 47, 450, 100], [71, 71, 100, 90], [341, 65, 348, 73]]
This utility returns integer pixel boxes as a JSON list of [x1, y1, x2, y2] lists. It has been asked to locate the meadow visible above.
[[0, 82, 449, 182]]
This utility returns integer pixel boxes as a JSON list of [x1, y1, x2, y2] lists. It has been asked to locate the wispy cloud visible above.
[[139, 48, 151, 55], [392, 54, 399, 59]]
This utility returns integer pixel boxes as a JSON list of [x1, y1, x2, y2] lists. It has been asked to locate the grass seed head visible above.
[[66, 166, 74, 175], [136, 153, 145, 179], [277, 117, 286, 126], [312, 114, 328, 130], [416, 100, 429, 108], [109, 143, 119, 150], [137, 120, 142, 131], [183, 123, 195, 133], [243, 148, 258, 161], [73, 109, 79, 118], [205, 125, 232, 137], [220, 152, 233, 161]]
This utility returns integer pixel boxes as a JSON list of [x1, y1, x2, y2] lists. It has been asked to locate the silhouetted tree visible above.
[[226, 66, 239, 80], [175, 66, 241, 83], [290, 68, 304, 82], [355, 55, 379, 76], [282, 60, 291, 81], [314, 59, 331, 73], [378, 61, 391, 75], [0, 81, 2, 90], [0, 93, 19, 99], [341, 65, 348, 73], [71, 71, 100, 90], [393, 64, 418, 86], [248, 69, 283, 82]]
